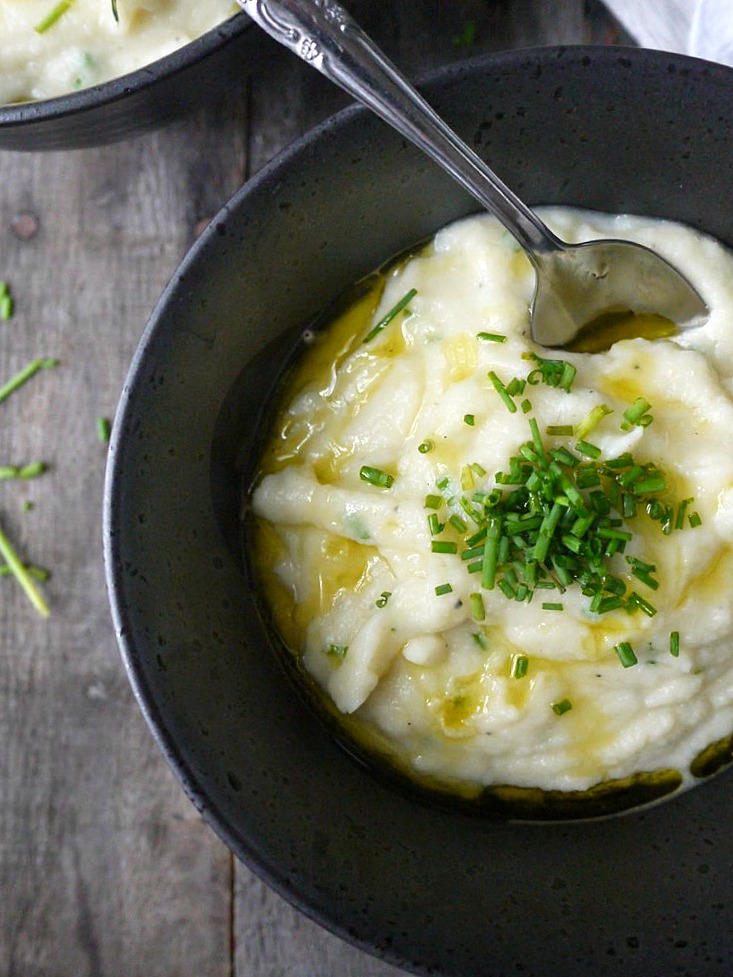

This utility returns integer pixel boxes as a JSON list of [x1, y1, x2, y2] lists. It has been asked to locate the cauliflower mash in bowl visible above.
[[250, 207, 733, 818], [0, 0, 236, 103]]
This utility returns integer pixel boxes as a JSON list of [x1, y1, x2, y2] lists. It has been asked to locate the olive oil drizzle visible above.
[[568, 310, 678, 354]]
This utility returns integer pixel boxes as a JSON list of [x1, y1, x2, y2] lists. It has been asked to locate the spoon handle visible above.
[[238, 0, 562, 258]]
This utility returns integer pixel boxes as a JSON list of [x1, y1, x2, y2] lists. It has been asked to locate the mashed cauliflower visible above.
[[0, 0, 236, 103], [251, 208, 733, 805]]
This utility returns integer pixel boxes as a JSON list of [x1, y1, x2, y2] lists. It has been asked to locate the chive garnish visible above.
[[615, 641, 638, 668], [435, 582, 453, 596], [476, 332, 507, 343], [0, 358, 58, 405], [0, 563, 48, 582], [325, 644, 348, 658], [0, 520, 48, 617], [511, 654, 529, 679], [363, 288, 417, 343], [0, 462, 46, 480], [542, 602, 564, 611], [621, 397, 653, 431], [488, 371, 518, 413], [552, 698, 573, 715], [35, 0, 73, 33], [97, 416, 111, 444], [432, 540, 458, 554], [375, 591, 391, 608], [418, 439, 434, 454], [470, 592, 485, 621], [0, 282, 13, 321], [670, 631, 680, 657], [546, 425, 574, 437], [425, 493, 442, 510], [575, 403, 613, 439], [523, 353, 576, 392], [463, 414, 475, 426], [359, 465, 394, 488]]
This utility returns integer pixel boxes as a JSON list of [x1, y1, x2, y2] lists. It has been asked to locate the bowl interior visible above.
[[106, 47, 733, 977]]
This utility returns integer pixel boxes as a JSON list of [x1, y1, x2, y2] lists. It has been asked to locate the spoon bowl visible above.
[[532, 237, 710, 348], [239, 0, 709, 348]]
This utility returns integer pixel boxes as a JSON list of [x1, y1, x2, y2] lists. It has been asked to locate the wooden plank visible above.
[[0, 101, 248, 976]]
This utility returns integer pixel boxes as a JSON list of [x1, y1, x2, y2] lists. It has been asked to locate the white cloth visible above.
[[602, 0, 733, 66]]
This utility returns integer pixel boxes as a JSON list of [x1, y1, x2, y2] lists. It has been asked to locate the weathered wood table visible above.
[[0, 3, 629, 974]]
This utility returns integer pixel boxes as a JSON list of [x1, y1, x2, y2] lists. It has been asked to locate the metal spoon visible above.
[[238, 0, 709, 348]]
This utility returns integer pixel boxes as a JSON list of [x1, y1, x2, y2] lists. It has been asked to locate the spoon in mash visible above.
[[238, 0, 709, 349]]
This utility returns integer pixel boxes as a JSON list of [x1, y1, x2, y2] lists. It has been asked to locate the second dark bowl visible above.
[[0, 11, 254, 150]]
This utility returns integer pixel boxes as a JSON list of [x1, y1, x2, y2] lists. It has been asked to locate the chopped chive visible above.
[[674, 498, 691, 530], [418, 439, 434, 454], [626, 591, 657, 617], [621, 397, 653, 431], [0, 292, 13, 320], [0, 520, 48, 617], [35, 0, 73, 33], [431, 540, 458, 554], [0, 563, 49, 582], [425, 493, 443, 510], [463, 413, 475, 426], [670, 631, 680, 658], [615, 641, 638, 668], [375, 591, 391, 608], [488, 371, 517, 413], [470, 592, 485, 621], [359, 465, 394, 488], [542, 601, 564, 611], [511, 654, 529, 678], [449, 514, 468, 533], [546, 425, 574, 437], [520, 398, 533, 414], [325, 643, 348, 658], [688, 511, 702, 528], [0, 462, 46, 480], [575, 403, 613, 439], [575, 440, 602, 459], [633, 475, 667, 494], [476, 332, 507, 343], [427, 513, 443, 535], [435, 582, 453, 596], [552, 698, 573, 715], [97, 416, 111, 444], [0, 358, 58, 405], [505, 377, 526, 397], [363, 287, 417, 343], [481, 516, 502, 590]]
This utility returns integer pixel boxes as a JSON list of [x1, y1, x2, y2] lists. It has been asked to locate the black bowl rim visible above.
[[0, 8, 252, 130], [104, 42, 733, 975]]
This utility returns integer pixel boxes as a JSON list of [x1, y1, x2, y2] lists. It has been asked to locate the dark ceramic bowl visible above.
[[0, 10, 254, 150], [105, 47, 733, 977]]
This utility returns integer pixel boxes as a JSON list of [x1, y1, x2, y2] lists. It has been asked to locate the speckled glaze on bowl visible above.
[[0, 11, 254, 150], [105, 47, 733, 977]]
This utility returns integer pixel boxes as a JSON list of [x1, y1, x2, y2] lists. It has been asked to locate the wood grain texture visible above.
[[0, 2, 627, 975]]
